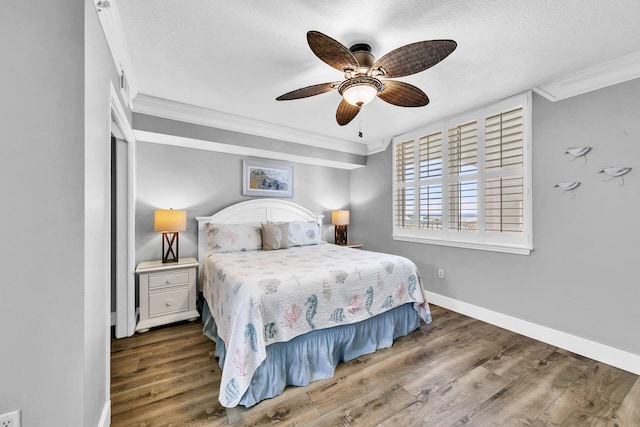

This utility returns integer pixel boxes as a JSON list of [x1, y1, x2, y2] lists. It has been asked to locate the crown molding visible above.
[[132, 94, 376, 156], [365, 137, 392, 155], [534, 50, 640, 102], [134, 130, 365, 170]]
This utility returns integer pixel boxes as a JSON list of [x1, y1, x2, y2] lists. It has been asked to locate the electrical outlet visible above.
[[437, 268, 445, 279], [0, 409, 21, 427]]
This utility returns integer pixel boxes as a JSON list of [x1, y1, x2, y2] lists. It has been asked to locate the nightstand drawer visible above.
[[148, 271, 189, 289], [149, 287, 189, 317]]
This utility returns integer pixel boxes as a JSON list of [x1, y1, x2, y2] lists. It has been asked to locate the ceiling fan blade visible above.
[[276, 82, 341, 101], [372, 40, 457, 78], [307, 31, 360, 73], [377, 80, 429, 107], [336, 99, 360, 126]]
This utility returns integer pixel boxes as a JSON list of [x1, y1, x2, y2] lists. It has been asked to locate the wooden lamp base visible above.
[[161, 231, 179, 263], [334, 225, 348, 245]]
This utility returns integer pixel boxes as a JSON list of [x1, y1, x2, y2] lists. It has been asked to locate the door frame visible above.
[[109, 83, 137, 338]]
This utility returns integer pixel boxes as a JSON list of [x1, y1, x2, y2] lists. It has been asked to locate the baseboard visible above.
[[97, 400, 110, 427], [111, 312, 117, 326], [425, 291, 640, 376]]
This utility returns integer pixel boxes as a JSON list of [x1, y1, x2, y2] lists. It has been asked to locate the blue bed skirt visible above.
[[202, 302, 421, 407]]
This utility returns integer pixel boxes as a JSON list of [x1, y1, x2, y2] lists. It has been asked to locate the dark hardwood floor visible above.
[[110, 305, 640, 426]]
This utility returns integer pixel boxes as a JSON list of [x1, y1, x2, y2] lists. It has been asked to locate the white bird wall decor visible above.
[[564, 146, 592, 163], [599, 166, 631, 185], [554, 181, 581, 197]]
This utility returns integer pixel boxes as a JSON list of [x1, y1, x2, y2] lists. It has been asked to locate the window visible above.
[[392, 93, 532, 255]]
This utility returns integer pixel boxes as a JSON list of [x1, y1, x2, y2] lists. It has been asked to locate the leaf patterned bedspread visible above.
[[201, 243, 431, 407]]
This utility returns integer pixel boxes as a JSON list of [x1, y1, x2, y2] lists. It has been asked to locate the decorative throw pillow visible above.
[[205, 223, 262, 252], [261, 223, 290, 251], [288, 221, 323, 246]]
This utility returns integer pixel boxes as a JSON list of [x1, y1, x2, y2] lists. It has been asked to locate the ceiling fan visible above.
[[276, 31, 457, 126]]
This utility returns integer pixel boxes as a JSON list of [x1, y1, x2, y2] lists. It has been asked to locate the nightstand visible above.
[[135, 257, 200, 333]]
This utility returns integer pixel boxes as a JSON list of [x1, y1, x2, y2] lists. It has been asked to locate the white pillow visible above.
[[205, 223, 262, 252], [288, 221, 322, 246]]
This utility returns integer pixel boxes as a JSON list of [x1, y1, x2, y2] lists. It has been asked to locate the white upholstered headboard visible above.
[[194, 199, 325, 265]]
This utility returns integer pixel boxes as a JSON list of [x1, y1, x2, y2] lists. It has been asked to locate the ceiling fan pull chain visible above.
[[358, 115, 363, 138]]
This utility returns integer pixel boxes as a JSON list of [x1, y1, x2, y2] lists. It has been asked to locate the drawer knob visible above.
[[165, 280, 171, 284], [165, 299, 173, 307]]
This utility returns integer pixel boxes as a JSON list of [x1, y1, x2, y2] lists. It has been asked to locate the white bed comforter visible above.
[[201, 243, 431, 407]]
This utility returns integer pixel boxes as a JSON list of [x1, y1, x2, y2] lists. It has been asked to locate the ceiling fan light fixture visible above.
[[277, 31, 457, 126], [343, 85, 377, 106], [338, 76, 384, 107]]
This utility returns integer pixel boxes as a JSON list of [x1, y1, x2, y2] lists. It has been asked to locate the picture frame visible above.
[[242, 160, 294, 198]]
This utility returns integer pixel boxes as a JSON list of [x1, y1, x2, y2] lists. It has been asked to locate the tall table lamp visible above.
[[154, 208, 187, 263], [331, 210, 350, 245]]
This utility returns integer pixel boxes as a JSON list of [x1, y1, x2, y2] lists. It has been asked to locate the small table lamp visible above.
[[332, 210, 350, 245], [154, 209, 187, 263]]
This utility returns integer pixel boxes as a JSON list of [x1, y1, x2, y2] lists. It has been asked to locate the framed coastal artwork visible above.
[[242, 160, 294, 198]]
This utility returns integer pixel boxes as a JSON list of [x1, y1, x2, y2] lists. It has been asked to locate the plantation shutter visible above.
[[448, 121, 478, 232], [392, 92, 531, 254], [394, 140, 415, 229], [418, 132, 443, 230], [485, 107, 524, 233]]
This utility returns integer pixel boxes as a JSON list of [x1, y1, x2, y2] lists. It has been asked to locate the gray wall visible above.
[[135, 142, 351, 264], [351, 80, 640, 357], [134, 113, 367, 168], [85, 2, 127, 426], [0, 2, 124, 425]]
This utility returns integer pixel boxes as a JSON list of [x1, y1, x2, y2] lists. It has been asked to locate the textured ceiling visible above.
[[117, 0, 640, 147]]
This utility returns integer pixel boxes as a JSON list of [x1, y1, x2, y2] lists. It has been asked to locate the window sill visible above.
[[392, 234, 532, 255]]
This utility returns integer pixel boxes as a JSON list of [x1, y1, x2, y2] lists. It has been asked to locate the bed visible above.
[[196, 199, 432, 408]]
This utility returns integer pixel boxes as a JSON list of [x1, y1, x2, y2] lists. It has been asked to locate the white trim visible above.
[[426, 291, 640, 376], [534, 49, 640, 102], [110, 312, 116, 326], [132, 93, 378, 156], [125, 124, 137, 337], [393, 234, 531, 255], [110, 83, 137, 338], [365, 137, 393, 155], [134, 130, 365, 171], [97, 400, 110, 427], [110, 84, 135, 142], [133, 94, 369, 155], [94, 0, 138, 104]]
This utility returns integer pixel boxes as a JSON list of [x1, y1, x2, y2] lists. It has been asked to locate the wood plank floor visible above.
[[110, 305, 640, 426]]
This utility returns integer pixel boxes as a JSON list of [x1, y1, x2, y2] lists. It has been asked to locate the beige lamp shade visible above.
[[331, 210, 350, 226], [154, 209, 187, 232]]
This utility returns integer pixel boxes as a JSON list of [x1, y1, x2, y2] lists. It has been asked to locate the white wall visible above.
[[0, 2, 125, 425], [350, 80, 640, 362]]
